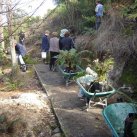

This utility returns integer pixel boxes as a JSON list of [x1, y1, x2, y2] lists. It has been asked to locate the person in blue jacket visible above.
[[15, 43, 26, 57], [95, 0, 104, 30], [41, 30, 50, 63]]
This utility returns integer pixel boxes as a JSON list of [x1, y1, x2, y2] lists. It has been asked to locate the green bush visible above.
[[93, 58, 114, 81], [4, 76, 24, 91], [23, 55, 38, 64], [56, 49, 93, 69]]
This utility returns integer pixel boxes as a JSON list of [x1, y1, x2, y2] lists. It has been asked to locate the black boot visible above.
[[20, 64, 27, 72], [43, 59, 46, 63]]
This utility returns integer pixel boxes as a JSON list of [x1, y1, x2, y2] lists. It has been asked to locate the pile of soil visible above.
[[0, 68, 59, 137]]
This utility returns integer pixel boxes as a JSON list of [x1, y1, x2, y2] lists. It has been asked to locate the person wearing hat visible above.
[[41, 30, 50, 63], [60, 31, 75, 51], [49, 32, 59, 71], [59, 29, 68, 50]]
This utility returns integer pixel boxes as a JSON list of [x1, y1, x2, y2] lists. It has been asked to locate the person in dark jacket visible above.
[[59, 29, 68, 50], [41, 30, 50, 63], [60, 31, 75, 51], [15, 43, 26, 57], [15, 43, 27, 72]]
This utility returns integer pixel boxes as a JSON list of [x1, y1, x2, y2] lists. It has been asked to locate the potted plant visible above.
[[56, 49, 93, 86], [56, 48, 92, 73]]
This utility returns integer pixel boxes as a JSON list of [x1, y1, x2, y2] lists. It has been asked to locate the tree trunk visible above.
[[107, 58, 127, 87], [0, 0, 5, 49], [6, 0, 17, 67]]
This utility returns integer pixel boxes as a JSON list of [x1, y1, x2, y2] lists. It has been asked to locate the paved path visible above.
[[34, 64, 112, 137]]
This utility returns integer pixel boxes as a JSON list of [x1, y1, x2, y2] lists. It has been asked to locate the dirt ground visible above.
[[0, 67, 59, 137]]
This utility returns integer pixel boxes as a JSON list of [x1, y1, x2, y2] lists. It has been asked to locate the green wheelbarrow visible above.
[[58, 65, 84, 86], [76, 74, 115, 109], [102, 103, 137, 137]]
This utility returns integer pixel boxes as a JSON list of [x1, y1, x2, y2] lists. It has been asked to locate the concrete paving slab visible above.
[[34, 64, 112, 137]]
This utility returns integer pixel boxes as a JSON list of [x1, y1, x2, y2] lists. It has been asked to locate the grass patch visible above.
[[23, 55, 38, 64]]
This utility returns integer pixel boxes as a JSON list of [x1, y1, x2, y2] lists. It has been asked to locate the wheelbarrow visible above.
[[102, 102, 137, 137], [76, 74, 115, 109], [58, 65, 84, 86]]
